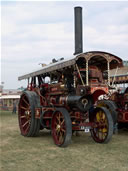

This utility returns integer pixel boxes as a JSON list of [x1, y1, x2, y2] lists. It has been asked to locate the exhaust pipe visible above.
[[74, 6, 83, 55]]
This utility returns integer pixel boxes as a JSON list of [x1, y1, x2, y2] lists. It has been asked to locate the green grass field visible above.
[[0, 111, 128, 171]]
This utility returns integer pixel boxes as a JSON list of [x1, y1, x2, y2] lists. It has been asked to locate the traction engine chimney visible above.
[[74, 6, 83, 55]]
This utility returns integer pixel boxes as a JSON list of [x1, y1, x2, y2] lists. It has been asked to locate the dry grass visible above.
[[0, 111, 128, 171]]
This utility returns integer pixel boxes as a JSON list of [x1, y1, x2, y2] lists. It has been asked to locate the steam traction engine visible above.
[[18, 7, 123, 147], [110, 87, 128, 124], [18, 51, 123, 147], [97, 70, 128, 128]]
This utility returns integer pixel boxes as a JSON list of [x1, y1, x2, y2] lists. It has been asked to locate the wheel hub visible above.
[[56, 124, 61, 130], [25, 110, 30, 115]]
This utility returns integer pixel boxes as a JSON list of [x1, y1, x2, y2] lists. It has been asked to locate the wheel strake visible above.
[[18, 91, 40, 137]]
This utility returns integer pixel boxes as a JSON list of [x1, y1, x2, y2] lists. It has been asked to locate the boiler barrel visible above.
[[60, 95, 90, 112]]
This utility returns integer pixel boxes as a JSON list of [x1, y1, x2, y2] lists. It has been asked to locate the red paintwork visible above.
[[24, 65, 110, 131], [92, 89, 108, 103], [110, 88, 128, 123], [118, 110, 128, 122]]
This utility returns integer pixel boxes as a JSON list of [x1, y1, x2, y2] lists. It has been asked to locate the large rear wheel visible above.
[[18, 91, 40, 137], [90, 107, 113, 143], [51, 108, 72, 147]]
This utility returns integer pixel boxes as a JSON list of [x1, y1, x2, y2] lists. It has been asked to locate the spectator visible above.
[[12, 101, 17, 114]]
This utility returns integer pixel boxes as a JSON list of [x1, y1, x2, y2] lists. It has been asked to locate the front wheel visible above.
[[51, 108, 72, 147], [89, 107, 113, 143]]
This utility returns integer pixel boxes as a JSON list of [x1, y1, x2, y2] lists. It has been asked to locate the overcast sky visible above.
[[1, 1, 128, 89]]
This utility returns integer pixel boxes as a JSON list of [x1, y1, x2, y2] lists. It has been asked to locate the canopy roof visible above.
[[18, 51, 123, 81], [110, 66, 128, 77]]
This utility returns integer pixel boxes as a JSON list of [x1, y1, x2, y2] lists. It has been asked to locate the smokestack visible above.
[[74, 7, 83, 55]]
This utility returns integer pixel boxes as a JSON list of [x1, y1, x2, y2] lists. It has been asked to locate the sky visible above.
[[1, 1, 128, 89]]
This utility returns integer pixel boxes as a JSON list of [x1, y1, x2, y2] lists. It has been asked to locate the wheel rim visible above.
[[52, 111, 66, 146], [92, 110, 108, 143], [18, 94, 31, 135]]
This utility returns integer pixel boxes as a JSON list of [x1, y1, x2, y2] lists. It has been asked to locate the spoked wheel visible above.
[[51, 108, 72, 147], [18, 91, 40, 137], [90, 107, 113, 143], [97, 100, 117, 125]]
